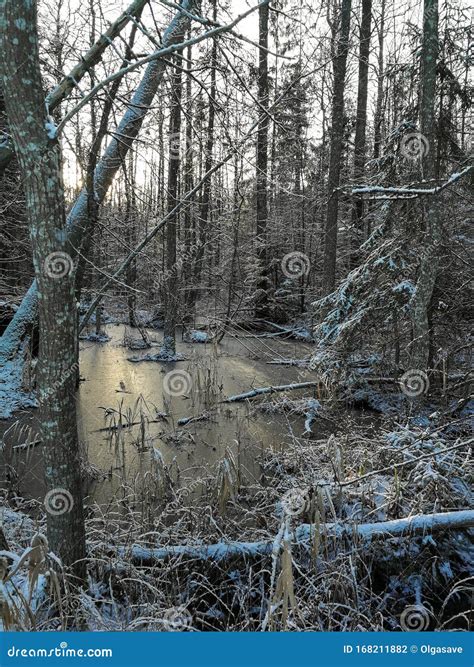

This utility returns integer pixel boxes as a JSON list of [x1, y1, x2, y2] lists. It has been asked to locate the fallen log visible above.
[[177, 411, 213, 426], [222, 381, 320, 403], [93, 418, 166, 433], [111, 510, 474, 564]]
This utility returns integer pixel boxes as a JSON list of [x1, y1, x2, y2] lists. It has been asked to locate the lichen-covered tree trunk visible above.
[[410, 0, 440, 371], [322, 0, 352, 295], [0, 0, 86, 576]]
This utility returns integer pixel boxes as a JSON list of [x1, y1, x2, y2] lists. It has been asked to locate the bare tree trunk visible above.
[[162, 54, 183, 356], [322, 0, 352, 295], [0, 0, 86, 577], [351, 0, 372, 236], [183, 37, 195, 321], [192, 0, 217, 307], [373, 0, 385, 159], [410, 0, 440, 371], [124, 153, 138, 328], [255, 0, 270, 319]]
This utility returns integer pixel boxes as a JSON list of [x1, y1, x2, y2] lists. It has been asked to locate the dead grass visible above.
[[0, 395, 472, 632]]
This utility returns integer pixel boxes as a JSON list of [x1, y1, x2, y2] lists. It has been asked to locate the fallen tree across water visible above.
[[110, 510, 474, 564], [222, 381, 321, 403]]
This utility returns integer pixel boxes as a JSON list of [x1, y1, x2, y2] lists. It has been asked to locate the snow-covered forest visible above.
[[0, 0, 472, 634]]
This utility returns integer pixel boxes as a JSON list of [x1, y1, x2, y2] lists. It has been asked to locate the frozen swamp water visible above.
[[1, 324, 316, 512]]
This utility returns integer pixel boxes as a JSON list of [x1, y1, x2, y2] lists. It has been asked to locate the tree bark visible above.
[[255, 0, 270, 319], [322, 0, 352, 295], [373, 0, 385, 159], [162, 54, 183, 355], [192, 0, 218, 306], [410, 0, 440, 371], [351, 0, 372, 233], [183, 37, 195, 319], [124, 154, 138, 328], [0, 0, 86, 577]]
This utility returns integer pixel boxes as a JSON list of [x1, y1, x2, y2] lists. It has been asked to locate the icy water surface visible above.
[[2, 324, 316, 511]]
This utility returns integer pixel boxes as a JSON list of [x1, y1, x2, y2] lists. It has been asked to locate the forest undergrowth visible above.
[[1, 364, 472, 632]]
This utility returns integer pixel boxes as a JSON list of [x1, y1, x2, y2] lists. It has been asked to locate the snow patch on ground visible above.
[[184, 329, 210, 343], [79, 332, 111, 343], [0, 506, 36, 545], [350, 387, 404, 413]]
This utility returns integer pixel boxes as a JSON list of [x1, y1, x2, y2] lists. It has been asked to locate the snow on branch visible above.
[[222, 381, 320, 403], [351, 165, 473, 199], [0, 0, 151, 175], [111, 510, 474, 564], [56, 0, 270, 134]]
